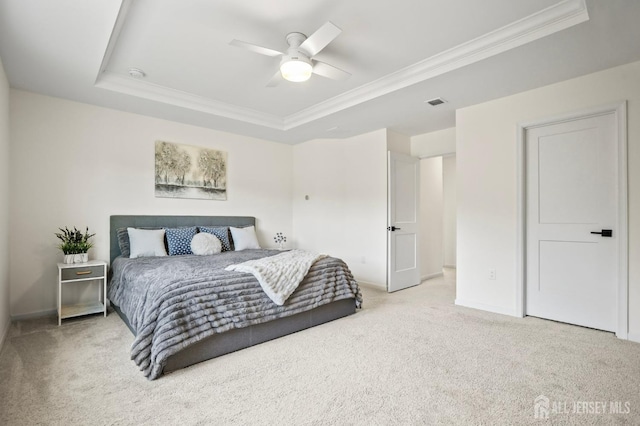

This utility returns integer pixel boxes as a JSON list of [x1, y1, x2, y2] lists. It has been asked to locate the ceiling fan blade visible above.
[[312, 61, 351, 81], [299, 21, 342, 57], [266, 70, 283, 87], [229, 39, 283, 57]]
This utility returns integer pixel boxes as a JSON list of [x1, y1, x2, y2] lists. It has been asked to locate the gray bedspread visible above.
[[108, 249, 362, 380]]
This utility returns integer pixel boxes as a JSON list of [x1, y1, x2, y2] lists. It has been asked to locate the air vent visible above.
[[425, 97, 446, 106]]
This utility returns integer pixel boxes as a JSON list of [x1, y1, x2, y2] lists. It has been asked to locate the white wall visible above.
[[292, 129, 388, 288], [411, 127, 456, 158], [387, 129, 411, 155], [456, 60, 640, 341], [9, 90, 294, 317], [442, 155, 457, 268], [0, 57, 10, 344], [419, 157, 443, 280]]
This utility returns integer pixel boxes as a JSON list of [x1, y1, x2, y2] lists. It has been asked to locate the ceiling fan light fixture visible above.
[[280, 56, 312, 82]]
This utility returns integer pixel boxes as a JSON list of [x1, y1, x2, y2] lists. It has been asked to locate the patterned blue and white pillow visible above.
[[165, 226, 197, 256], [198, 226, 232, 252]]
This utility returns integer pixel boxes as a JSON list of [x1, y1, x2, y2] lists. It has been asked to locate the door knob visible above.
[[590, 229, 612, 237], [387, 226, 401, 231]]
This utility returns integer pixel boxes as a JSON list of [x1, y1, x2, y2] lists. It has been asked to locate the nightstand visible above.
[[57, 260, 108, 326]]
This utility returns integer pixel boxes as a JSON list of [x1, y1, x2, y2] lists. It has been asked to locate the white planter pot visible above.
[[73, 253, 89, 263], [63, 254, 74, 264]]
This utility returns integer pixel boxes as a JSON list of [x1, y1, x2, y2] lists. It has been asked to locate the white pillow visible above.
[[127, 228, 167, 258], [229, 226, 261, 251], [191, 232, 222, 256]]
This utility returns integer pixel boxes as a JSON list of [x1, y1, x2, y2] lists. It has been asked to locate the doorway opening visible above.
[[419, 154, 457, 282]]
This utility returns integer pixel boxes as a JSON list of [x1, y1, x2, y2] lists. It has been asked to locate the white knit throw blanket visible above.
[[225, 250, 327, 306]]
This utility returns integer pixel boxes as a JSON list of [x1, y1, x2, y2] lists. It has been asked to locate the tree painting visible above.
[[155, 140, 227, 200]]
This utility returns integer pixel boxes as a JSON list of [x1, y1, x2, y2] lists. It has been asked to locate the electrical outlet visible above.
[[488, 269, 496, 280]]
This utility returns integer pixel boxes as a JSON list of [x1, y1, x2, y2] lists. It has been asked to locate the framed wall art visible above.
[[155, 140, 227, 200]]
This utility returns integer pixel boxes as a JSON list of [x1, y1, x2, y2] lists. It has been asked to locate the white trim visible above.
[[96, 0, 133, 76], [95, 73, 284, 130], [616, 102, 629, 340], [356, 280, 386, 290], [627, 333, 640, 344], [10, 309, 57, 322], [418, 152, 456, 160], [95, 0, 588, 131], [421, 272, 444, 282], [516, 101, 629, 338], [455, 298, 519, 317], [515, 124, 526, 318]]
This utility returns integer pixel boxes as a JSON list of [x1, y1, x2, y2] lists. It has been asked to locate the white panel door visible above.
[[526, 112, 618, 332], [388, 152, 420, 292]]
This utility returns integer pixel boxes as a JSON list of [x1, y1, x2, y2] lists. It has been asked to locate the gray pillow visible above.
[[116, 227, 131, 257]]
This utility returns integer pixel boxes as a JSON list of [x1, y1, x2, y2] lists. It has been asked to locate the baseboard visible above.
[[455, 298, 519, 317], [421, 272, 443, 281], [356, 280, 386, 291], [443, 264, 457, 269], [11, 309, 56, 321], [627, 332, 640, 344]]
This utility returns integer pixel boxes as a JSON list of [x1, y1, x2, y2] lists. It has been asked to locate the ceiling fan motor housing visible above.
[[285, 32, 307, 49], [281, 51, 312, 66]]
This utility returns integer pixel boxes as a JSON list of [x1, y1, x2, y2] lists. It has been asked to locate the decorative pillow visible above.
[[190, 232, 222, 256], [229, 226, 261, 251], [116, 227, 131, 257], [127, 228, 167, 258], [198, 226, 232, 252], [117, 227, 164, 257], [165, 226, 198, 256]]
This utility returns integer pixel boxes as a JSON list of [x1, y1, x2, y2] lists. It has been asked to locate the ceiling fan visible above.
[[230, 21, 351, 86]]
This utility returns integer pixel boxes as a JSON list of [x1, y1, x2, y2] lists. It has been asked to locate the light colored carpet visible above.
[[1, 270, 639, 425]]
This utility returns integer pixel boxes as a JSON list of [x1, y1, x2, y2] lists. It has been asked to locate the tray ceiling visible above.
[[1, 0, 640, 143]]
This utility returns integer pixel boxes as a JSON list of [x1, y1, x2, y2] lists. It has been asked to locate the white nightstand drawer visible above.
[[61, 265, 105, 281]]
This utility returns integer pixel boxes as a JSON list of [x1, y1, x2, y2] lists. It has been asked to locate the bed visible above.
[[108, 215, 362, 380]]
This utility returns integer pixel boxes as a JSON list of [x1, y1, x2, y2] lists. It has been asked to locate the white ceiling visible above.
[[1, 0, 639, 144]]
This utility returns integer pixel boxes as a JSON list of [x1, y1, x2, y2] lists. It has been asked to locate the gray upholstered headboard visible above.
[[109, 215, 256, 265]]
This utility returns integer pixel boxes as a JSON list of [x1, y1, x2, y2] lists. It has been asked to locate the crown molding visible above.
[[96, 0, 588, 132], [95, 72, 284, 129], [97, 0, 133, 77], [284, 0, 589, 129]]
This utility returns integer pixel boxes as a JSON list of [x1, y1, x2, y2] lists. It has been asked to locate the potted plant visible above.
[[55, 226, 95, 264]]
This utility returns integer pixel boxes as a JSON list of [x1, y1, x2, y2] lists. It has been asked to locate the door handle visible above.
[[387, 226, 401, 231], [590, 229, 612, 237]]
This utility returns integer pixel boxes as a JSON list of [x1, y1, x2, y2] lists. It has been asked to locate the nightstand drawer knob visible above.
[[76, 271, 92, 275]]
